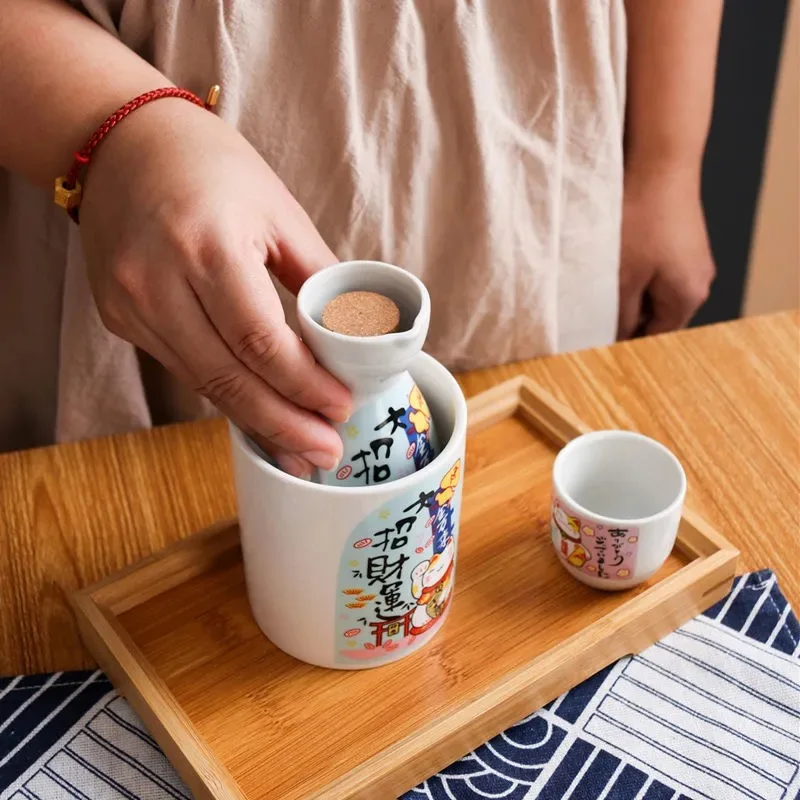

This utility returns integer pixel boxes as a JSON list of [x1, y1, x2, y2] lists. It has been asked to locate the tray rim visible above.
[[71, 376, 740, 800]]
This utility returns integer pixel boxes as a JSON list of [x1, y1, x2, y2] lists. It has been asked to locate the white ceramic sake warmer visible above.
[[229, 352, 467, 669], [296, 261, 439, 487]]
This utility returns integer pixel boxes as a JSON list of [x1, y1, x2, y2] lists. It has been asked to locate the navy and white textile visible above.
[[2, 570, 799, 800]]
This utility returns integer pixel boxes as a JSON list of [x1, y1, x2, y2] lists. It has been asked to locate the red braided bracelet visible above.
[[54, 84, 221, 224]]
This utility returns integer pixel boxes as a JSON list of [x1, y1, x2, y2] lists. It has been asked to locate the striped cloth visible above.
[[2, 570, 799, 800]]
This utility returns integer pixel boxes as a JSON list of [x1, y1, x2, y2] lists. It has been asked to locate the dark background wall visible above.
[[695, 0, 791, 326]]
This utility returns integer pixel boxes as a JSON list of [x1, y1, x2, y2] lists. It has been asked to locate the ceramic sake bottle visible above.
[[296, 260, 439, 487]]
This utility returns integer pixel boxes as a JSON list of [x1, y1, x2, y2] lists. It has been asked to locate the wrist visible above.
[[85, 96, 204, 174], [624, 154, 703, 199], [56, 87, 220, 223]]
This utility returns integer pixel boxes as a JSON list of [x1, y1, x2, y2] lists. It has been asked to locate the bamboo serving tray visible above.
[[73, 377, 739, 800]]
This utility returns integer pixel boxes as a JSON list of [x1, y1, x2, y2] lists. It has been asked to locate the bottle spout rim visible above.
[[296, 260, 431, 347]]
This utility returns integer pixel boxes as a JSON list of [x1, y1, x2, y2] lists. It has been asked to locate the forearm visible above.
[[0, 0, 169, 187], [624, 0, 724, 176]]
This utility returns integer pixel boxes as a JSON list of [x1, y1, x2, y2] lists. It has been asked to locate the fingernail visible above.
[[321, 405, 351, 423], [302, 450, 340, 471], [275, 453, 314, 478]]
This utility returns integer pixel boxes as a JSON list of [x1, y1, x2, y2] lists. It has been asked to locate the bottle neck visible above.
[[347, 371, 407, 412]]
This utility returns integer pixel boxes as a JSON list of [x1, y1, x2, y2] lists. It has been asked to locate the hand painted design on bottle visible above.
[[333, 378, 438, 486]]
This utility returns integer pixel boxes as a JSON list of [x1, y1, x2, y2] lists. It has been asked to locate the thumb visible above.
[[617, 281, 646, 340], [645, 276, 690, 336]]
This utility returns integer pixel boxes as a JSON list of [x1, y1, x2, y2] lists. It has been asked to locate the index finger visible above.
[[191, 246, 352, 423]]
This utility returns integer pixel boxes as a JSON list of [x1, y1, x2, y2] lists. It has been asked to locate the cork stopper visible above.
[[321, 291, 401, 337]]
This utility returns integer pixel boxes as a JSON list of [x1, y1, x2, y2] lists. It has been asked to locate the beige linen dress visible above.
[[0, 0, 626, 452]]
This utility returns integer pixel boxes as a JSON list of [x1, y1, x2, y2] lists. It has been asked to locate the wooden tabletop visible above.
[[2, 312, 798, 677]]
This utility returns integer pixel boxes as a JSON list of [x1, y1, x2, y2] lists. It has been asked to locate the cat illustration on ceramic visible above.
[[410, 538, 455, 635], [553, 506, 591, 569], [408, 460, 461, 634], [401, 384, 436, 469]]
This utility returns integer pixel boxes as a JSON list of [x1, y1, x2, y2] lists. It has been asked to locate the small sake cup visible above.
[[550, 430, 687, 591]]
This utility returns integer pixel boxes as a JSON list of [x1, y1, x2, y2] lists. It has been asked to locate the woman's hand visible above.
[[80, 98, 352, 477], [618, 165, 716, 339]]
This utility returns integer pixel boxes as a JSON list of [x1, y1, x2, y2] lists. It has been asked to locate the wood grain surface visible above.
[[71, 382, 736, 800], [2, 312, 798, 677]]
